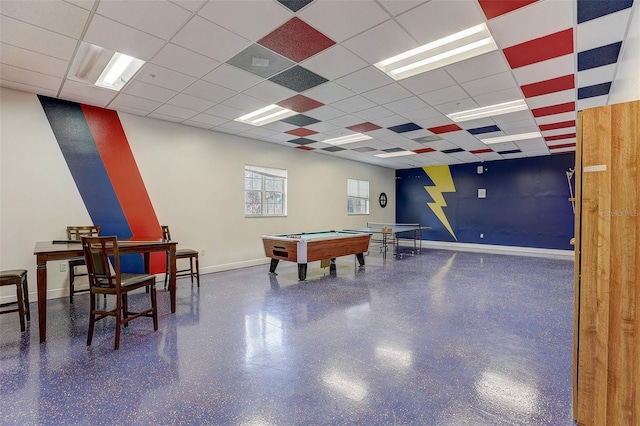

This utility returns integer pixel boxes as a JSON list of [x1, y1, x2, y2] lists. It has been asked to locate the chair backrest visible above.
[[81, 236, 121, 290], [161, 225, 171, 241], [67, 225, 101, 240]]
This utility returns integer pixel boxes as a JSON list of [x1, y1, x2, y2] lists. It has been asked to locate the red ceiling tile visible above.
[[258, 17, 335, 62], [347, 122, 382, 133], [277, 95, 324, 113], [352, 147, 377, 152], [521, 74, 575, 98], [549, 142, 576, 149], [470, 148, 494, 154], [532, 102, 575, 117], [286, 128, 318, 137], [539, 120, 576, 131], [544, 133, 576, 141], [428, 124, 463, 134], [296, 145, 315, 151], [414, 147, 436, 154], [503, 28, 573, 69], [478, 0, 538, 19]]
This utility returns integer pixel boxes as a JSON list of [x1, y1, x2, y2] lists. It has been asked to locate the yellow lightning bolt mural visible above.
[[423, 165, 457, 241]]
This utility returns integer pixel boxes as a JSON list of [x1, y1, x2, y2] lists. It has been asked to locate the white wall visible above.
[[0, 87, 395, 301]]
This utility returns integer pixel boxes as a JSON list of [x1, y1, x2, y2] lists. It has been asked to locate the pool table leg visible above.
[[356, 253, 365, 266], [298, 263, 307, 281], [269, 259, 279, 274]]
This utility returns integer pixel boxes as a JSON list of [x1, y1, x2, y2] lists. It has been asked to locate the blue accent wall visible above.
[[396, 153, 575, 250]]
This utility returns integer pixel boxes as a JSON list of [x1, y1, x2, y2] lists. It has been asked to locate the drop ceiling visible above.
[[0, 0, 637, 169]]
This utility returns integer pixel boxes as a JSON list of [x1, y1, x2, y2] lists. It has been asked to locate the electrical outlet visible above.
[[201, 249, 206, 257], [59, 263, 68, 272], [480, 233, 484, 239]]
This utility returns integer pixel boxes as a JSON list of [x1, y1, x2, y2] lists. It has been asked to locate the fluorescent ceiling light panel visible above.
[[446, 100, 529, 122], [481, 131, 543, 144], [375, 151, 416, 158], [235, 105, 297, 126], [375, 23, 498, 80], [68, 42, 144, 91], [324, 133, 372, 145]]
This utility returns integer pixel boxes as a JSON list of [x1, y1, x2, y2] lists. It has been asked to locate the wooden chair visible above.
[[81, 236, 158, 350], [161, 225, 200, 288], [67, 225, 100, 303], [0, 270, 30, 332]]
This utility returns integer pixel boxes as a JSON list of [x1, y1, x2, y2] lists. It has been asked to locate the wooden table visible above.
[[34, 238, 177, 343]]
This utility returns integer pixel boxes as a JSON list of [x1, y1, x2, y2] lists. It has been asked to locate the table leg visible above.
[[298, 263, 307, 281], [36, 258, 47, 343], [169, 246, 176, 313], [356, 253, 365, 266], [269, 258, 279, 274]]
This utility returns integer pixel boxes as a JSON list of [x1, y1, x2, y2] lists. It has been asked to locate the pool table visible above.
[[261, 230, 371, 280]]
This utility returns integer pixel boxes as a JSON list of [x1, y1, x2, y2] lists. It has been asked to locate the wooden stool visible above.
[[0, 269, 30, 332]]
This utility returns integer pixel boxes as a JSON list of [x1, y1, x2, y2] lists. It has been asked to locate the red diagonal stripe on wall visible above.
[[521, 75, 575, 98], [81, 105, 164, 273], [503, 28, 573, 69]]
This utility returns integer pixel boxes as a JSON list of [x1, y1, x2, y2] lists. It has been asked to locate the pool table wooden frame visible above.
[[261, 231, 371, 280]]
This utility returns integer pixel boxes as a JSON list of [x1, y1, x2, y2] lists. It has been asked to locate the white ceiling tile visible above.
[[242, 80, 296, 103], [577, 63, 617, 87], [542, 127, 577, 137], [304, 82, 355, 104], [457, 117, 499, 129], [121, 80, 178, 103], [526, 89, 575, 109], [400, 106, 443, 122], [0, 63, 62, 91], [0, 15, 77, 60], [300, 0, 390, 43], [547, 146, 575, 154], [0, 79, 58, 97], [489, 0, 573, 48], [0, 43, 68, 77], [353, 106, 395, 121], [492, 109, 535, 124], [183, 79, 238, 103], [445, 51, 511, 84], [378, 0, 430, 17], [110, 93, 163, 112], [326, 114, 365, 128], [442, 131, 487, 151], [361, 83, 413, 104], [498, 118, 538, 131], [419, 85, 468, 106], [511, 54, 574, 86], [202, 64, 263, 92], [383, 96, 429, 114], [304, 105, 345, 122], [370, 115, 410, 129], [474, 152, 503, 161], [1, 0, 89, 38], [397, 0, 485, 44], [169, 0, 207, 13], [136, 63, 197, 91], [96, 0, 192, 40], [112, 104, 148, 117], [152, 44, 220, 78], [59, 79, 117, 105], [433, 97, 478, 115], [473, 87, 524, 106], [305, 121, 340, 133], [331, 95, 378, 114], [577, 95, 609, 111], [154, 103, 198, 119], [301, 45, 368, 80], [167, 92, 215, 112], [449, 151, 482, 163], [342, 20, 417, 64], [577, 8, 631, 51], [335, 66, 393, 94], [399, 68, 457, 95], [534, 111, 576, 125], [172, 16, 251, 62], [83, 15, 165, 61], [461, 72, 518, 97], [485, 141, 518, 151], [205, 103, 244, 120], [221, 93, 266, 113], [197, 0, 290, 41], [147, 112, 185, 123], [182, 120, 212, 130], [186, 113, 228, 127]]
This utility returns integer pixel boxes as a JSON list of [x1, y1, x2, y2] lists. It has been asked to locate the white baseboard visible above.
[[402, 240, 575, 260]]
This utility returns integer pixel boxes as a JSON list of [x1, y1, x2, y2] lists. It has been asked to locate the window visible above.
[[347, 179, 369, 215], [245, 165, 287, 217]]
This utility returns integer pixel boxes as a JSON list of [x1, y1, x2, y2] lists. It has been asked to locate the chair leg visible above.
[[22, 274, 30, 321], [114, 294, 122, 350], [189, 257, 194, 284], [195, 256, 200, 288], [87, 292, 96, 346], [150, 283, 158, 331], [164, 253, 169, 289], [15, 282, 26, 332], [122, 294, 129, 328], [69, 265, 75, 304]]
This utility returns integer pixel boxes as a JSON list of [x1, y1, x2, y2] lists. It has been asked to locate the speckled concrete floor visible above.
[[1, 248, 575, 425]]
